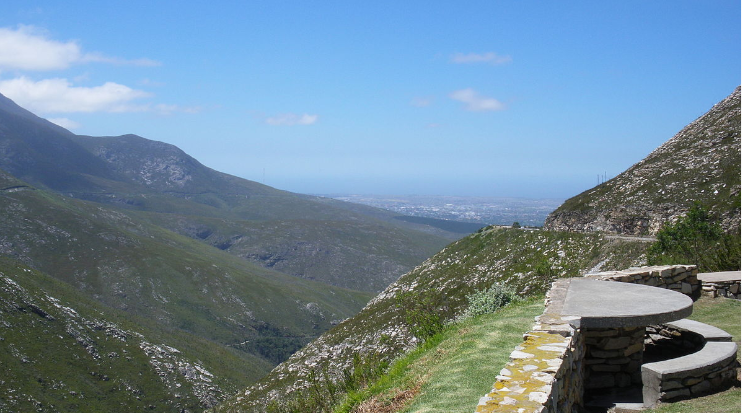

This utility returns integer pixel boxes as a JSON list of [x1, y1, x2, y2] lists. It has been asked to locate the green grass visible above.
[[335, 298, 545, 413], [645, 296, 741, 413], [338, 296, 740, 413]]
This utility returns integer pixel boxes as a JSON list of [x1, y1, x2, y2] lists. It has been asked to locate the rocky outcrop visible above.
[[545, 87, 741, 236]]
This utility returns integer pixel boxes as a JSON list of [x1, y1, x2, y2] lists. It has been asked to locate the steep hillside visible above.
[[0, 93, 453, 292], [0, 256, 267, 411], [545, 86, 741, 235], [217, 227, 648, 411], [0, 169, 372, 374]]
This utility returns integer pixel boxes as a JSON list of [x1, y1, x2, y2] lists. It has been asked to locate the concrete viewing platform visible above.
[[561, 278, 693, 329]]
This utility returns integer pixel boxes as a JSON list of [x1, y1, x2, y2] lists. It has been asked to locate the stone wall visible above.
[[701, 279, 741, 299], [474, 265, 713, 413], [585, 265, 700, 299], [583, 326, 645, 391], [475, 279, 585, 413]]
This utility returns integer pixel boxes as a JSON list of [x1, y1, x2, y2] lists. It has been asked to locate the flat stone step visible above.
[[664, 319, 732, 342]]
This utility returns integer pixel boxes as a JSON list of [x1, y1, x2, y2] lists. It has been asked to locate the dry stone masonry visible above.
[[584, 265, 700, 298], [475, 265, 738, 413], [698, 271, 741, 299]]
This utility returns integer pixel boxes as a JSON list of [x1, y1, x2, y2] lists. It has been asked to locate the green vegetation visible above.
[[338, 298, 544, 413], [647, 203, 741, 271], [0, 257, 262, 411], [395, 290, 450, 342], [222, 227, 650, 411], [250, 287, 535, 413], [462, 281, 519, 318]]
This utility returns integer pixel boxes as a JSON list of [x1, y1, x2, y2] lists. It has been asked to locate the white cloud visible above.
[[0, 25, 160, 71], [449, 88, 506, 112], [0, 25, 81, 71], [153, 103, 203, 116], [0, 76, 152, 113], [410, 96, 434, 107], [80, 52, 161, 67], [47, 117, 80, 130], [265, 113, 318, 126], [450, 52, 512, 66]]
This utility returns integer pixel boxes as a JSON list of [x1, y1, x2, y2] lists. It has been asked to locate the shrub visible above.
[[463, 282, 518, 318], [395, 291, 448, 342], [647, 203, 741, 272]]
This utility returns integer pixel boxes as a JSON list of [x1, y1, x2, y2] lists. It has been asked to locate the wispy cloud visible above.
[[0, 76, 152, 113], [450, 52, 512, 66], [449, 88, 506, 112], [265, 113, 318, 126], [153, 103, 203, 116], [47, 117, 80, 130], [410, 96, 434, 107], [0, 25, 160, 71]]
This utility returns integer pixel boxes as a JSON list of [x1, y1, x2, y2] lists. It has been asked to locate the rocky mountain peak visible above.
[[544, 87, 741, 235]]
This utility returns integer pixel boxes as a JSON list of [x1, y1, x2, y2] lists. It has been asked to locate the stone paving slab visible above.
[[697, 271, 741, 283], [561, 279, 693, 328]]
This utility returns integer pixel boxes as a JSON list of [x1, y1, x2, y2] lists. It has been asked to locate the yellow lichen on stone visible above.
[[476, 330, 571, 412]]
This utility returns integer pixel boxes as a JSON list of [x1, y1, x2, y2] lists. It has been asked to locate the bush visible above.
[[463, 282, 518, 318], [647, 203, 741, 272], [395, 291, 447, 341]]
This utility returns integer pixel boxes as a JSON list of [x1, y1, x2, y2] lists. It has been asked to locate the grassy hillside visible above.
[[0, 169, 372, 375], [344, 298, 545, 413], [0, 256, 268, 411], [217, 226, 649, 411]]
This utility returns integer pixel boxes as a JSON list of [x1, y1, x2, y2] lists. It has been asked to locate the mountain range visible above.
[[0, 86, 739, 412], [0, 91, 460, 411]]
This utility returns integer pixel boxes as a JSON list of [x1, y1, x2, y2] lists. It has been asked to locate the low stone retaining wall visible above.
[[586, 265, 700, 299], [701, 280, 741, 299], [475, 278, 584, 413], [474, 265, 736, 413]]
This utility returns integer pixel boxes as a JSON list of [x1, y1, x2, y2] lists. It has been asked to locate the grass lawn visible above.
[[340, 297, 545, 413]]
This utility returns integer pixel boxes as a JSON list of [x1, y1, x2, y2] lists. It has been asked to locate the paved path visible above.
[[561, 278, 693, 328]]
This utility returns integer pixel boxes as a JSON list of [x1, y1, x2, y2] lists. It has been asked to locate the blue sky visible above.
[[0, 1, 739, 198]]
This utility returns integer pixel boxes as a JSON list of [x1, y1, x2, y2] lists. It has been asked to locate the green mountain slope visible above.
[[217, 227, 648, 411], [0, 256, 269, 412], [0, 93, 453, 293], [0, 169, 372, 373], [545, 86, 741, 235]]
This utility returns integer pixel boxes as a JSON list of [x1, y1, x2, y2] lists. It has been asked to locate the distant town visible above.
[[325, 194, 564, 227]]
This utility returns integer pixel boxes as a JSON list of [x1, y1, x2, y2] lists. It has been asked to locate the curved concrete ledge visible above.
[[642, 341, 739, 406], [665, 319, 733, 342], [561, 279, 693, 328], [643, 341, 738, 378]]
